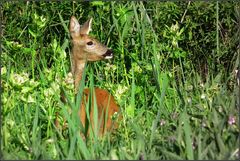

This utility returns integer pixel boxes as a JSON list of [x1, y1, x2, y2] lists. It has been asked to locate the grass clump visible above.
[[1, 1, 239, 160]]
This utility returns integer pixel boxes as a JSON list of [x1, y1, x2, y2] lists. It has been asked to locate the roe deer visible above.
[[62, 16, 121, 138]]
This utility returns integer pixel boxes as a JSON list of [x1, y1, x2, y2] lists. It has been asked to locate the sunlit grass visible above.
[[1, 1, 239, 160]]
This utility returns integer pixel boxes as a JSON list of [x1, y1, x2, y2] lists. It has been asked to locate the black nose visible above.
[[103, 49, 113, 58]]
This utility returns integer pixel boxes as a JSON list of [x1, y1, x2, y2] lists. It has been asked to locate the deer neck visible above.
[[71, 47, 87, 94]]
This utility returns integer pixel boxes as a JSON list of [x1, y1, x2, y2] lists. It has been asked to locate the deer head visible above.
[[69, 16, 113, 92]]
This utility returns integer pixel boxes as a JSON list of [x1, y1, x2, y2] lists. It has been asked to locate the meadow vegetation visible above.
[[1, 1, 239, 160]]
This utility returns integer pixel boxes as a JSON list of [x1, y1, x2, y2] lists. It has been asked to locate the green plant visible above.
[[1, 1, 239, 160]]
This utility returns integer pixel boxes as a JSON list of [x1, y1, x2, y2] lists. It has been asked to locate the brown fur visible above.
[[79, 88, 120, 137]]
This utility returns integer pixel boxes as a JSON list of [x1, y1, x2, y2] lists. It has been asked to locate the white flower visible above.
[[171, 23, 179, 32], [201, 94, 206, 99], [187, 97, 192, 103], [1, 66, 6, 75], [65, 72, 74, 84], [44, 88, 55, 97], [11, 72, 29, 87], [20, 95, 36, 103], [116, 85, 128, 95]]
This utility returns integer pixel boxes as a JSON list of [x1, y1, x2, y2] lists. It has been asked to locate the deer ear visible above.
[[70, 16, 80, 38], [80, 18, 92, 35]]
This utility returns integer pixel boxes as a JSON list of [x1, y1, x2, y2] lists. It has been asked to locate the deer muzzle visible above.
[[102, 49, 113, 59]]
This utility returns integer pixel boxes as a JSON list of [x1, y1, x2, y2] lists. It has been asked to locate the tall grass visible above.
[[1, 1, 239, 160]]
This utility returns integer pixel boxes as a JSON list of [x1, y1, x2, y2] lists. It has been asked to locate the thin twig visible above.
[[181, 1, 191, 24]]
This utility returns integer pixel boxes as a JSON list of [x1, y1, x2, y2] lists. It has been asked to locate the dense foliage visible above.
[[1, 1, 239, 160]]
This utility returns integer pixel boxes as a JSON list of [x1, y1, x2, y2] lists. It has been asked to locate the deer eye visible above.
[[87, 41, 93, 45]]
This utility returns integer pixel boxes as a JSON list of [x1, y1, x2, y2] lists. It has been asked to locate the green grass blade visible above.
[[161, 149, 184, 160], [182, 112, 194, 160], [58, 12, 70, 36], [197, 133, 202, 160]]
